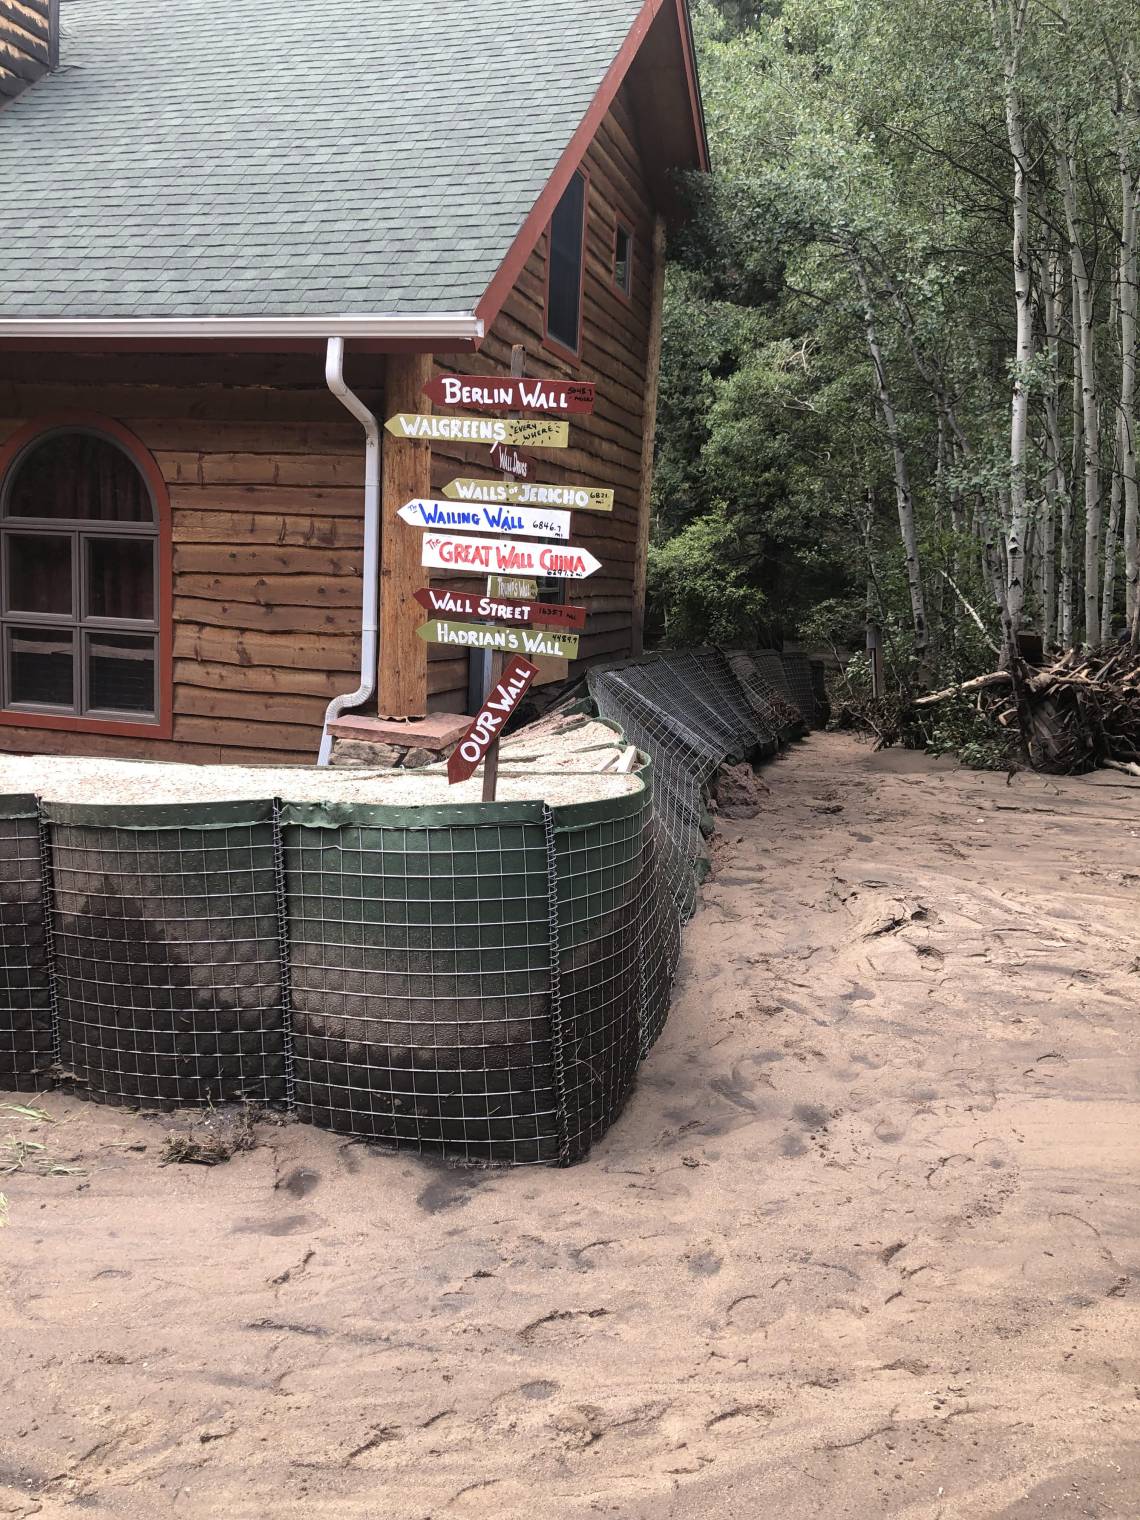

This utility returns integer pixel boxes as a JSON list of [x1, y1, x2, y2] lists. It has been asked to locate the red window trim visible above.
[[542, 168, 591, 368], [612, 219, 634, 304], [0, 415, 174, 741]]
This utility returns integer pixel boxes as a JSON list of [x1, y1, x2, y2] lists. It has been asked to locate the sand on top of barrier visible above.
[[0, 717, 640, 809]]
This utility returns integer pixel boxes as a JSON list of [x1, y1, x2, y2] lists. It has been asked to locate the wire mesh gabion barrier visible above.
[[0, 647, 820, 1162], [0, 770, 670, 1166], [44, 800, 287, 1110], [0, 796, 54, 1090]]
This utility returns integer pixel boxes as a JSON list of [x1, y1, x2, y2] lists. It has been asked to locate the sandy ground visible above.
[[1, 732, 1138, 1519]]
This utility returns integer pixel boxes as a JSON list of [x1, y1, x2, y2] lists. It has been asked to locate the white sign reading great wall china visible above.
[[444, 478, 615, 513], [420, 533, 602, 580], [398, 500, 571, 540]]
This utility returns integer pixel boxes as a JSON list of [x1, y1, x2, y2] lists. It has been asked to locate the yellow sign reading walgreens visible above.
[[385, 414, 569, 448]]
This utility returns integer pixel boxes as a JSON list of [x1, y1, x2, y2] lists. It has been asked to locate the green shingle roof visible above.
[[0, 0, 646, 320]]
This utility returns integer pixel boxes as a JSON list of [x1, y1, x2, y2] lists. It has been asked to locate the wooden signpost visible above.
[[390, 347, 603, 798], [417, 618, 580, 660], [447, 656, 540, 786], [414, 586, 587, 630], [384, 414, 569, 448], [420, 533, 602, 580], [398, 499, 571, 540], [424, 374, 596, 415], [444, 478, 615, 513]]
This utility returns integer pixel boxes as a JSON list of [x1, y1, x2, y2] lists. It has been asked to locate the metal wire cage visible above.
[[43, 800, 287, 1110], [0, 797, 54, 1090]]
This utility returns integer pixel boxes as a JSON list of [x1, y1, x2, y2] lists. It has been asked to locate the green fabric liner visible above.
[[0, 794, 40, 822], [41, 799, 277, 831]]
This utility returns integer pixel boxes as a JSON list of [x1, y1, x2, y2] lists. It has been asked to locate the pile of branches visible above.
[[917, 646, 1140, 776]]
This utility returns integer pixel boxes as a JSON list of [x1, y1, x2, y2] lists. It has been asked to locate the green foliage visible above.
[[646, 504, 766, 645], [924, 696, 1019, 771]]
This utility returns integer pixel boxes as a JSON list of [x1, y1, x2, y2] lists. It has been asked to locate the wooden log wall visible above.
[[0, 0, 55, 104], [0, 351, 389, 763], [427, 82, 658, 710]]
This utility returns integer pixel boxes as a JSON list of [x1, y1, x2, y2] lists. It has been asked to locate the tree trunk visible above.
[[1056, 144, 1102, 647], [992, 0, 1033, 633], [853, 253, 928, 663], [1039, 249, 1066, 650], [1102, 414, 1124, 642], [1119, 145, 1139, 627]]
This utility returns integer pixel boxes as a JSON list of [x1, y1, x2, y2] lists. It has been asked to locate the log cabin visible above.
[[0, 0, 708, 765]]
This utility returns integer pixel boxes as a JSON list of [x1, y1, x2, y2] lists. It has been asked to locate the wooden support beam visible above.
[[631, 214, 667, 657], [379, 351, 432, 717]]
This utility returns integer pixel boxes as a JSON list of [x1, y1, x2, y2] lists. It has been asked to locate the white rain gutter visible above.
[[0, 314, 484, 341], [317, 336, 382, 767]]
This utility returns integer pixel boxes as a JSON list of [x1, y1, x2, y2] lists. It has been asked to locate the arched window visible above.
[[0, 423, 170, 732]]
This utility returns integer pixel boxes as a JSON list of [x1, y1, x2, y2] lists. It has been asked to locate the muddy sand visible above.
[[1, 733, 1138, 1518]]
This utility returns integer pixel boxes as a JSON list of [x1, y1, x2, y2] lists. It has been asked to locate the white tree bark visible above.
[[1039, 250, 1065, 649], [992, 0, 1033, 633], [853, 254, 928, 662]]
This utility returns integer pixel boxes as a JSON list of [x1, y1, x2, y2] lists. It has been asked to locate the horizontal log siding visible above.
[[427, 84, 655, 708], [0, 352, 385, 761]]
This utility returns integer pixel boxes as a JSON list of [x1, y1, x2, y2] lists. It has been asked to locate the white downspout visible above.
[[318, 336, 382, 766]]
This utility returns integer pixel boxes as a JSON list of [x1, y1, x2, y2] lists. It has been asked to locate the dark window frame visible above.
[[613, 221, 634, 301], [543, 168, 589, 361], [0, 418, 173, 740]]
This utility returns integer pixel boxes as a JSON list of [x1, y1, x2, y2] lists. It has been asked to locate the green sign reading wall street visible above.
[[416, 619, 580, 660], [385, 414, 570, 448]]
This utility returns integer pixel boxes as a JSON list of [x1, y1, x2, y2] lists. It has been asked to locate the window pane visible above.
[[87, 537, 154, 620], [615, 226, 632, 294], [88, 633, 155, 714], [6, 533, 72, 615], [547, 172, 585, 352], [9, 627, 74, 707], [6, 433, 153, 522]]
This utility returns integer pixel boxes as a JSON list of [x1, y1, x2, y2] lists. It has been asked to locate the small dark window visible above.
[[546, 171, 586, 354], [614, 224, 633, 296], [1, 431, 159, 721]]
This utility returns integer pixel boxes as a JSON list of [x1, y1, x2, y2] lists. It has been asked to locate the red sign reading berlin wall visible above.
[[413, 586, 587, 631], [424, 374, 596, 415], [448, 656, 540, 785]]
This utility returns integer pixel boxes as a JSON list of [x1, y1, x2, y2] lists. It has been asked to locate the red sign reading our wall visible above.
[[447, 656, 540, 785], [413, 586, 587, 631], [424, 374, 596, 415]]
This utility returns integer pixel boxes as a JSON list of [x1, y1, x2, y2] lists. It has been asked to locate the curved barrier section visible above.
[[283, 799, 560, 1164], [0, 766, 671, 1166], [42, 800, 287, 1110], [0, 795, 53, 1090]]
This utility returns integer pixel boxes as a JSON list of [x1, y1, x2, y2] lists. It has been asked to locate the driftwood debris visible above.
[[920, 646, 1140, 775]]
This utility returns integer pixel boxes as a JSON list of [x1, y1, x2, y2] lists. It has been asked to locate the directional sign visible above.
[[418, 619, 580, 660], [385, 414, 569, 448], [398, 499, 571, 540], [444, 478, 615, 513], [424, 374, 596, 415], [414, 586, 587, 631], [420, 533, 602, 580], [448, 656, 539, 786], [489, 574, 538, 600], [489, 442, 535, 479]]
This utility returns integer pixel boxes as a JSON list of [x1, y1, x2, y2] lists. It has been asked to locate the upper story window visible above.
[[614, 223, 633, 297], [0, 428, 162, 724], [546, 170, 587, 356]]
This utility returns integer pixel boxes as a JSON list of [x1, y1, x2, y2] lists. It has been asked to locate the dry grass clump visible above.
[[159, 1105, 260, 1167]]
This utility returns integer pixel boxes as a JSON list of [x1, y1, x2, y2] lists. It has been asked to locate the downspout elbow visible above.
[[317, 336, 382, 765]]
